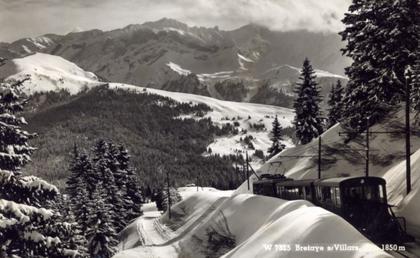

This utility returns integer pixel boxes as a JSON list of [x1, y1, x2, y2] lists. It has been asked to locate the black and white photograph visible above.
[[0, 0, 419, 257]]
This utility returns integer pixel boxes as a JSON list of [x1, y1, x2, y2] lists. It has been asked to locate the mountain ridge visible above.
[[0, 18, 350, 107]]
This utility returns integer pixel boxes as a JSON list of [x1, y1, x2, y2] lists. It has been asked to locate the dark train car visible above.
[[253, 176, 414, 244], [253, 174, 292, 197], [274, 179, 316, 202]]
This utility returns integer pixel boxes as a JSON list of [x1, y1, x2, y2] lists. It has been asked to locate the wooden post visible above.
[[405, 72, 412, 194], [166, 169, 171, 219], [246, 151, 250, 190], [366, 117, 370, 177], [318, 136, 321, 179]]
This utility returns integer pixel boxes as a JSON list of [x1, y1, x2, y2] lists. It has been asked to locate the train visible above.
[[253, 174, 414, 244]]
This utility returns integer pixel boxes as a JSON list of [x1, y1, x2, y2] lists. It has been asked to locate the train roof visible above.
[[253, 177, 293, 184], [274, 179, 316, 187], [315, 176, 386, 187], [253, 176, 386, 188]]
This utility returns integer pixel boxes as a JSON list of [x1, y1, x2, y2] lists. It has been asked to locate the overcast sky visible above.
[[0, 0, 351, 42]]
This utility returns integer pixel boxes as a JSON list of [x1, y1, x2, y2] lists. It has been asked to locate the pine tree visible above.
[[0, 78, 77, 257], [293, 58, 324, 144], [86, 183, 117, 258], [115, 145, 143, 223], [327, 80, 344, 128], [340, 0, 419, 131], [267, 115, 285, 158], [66, 140, 143, 254], [92, 142, 125, 232]]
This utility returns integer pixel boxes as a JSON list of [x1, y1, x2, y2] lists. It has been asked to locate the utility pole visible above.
[[166, 168, 171, 219], [366, 117, 370, 177], [266, 135, 322, 179], [339, 117, 371, 177], [339, 114, 415, 181], [246, 151, 250, 190], [318, 136, 322, 179], [405, 70, 412, 194]]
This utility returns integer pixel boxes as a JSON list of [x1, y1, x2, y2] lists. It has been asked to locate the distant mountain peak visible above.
[[235, 22, 270, 33], [140, 18, 189, 31]]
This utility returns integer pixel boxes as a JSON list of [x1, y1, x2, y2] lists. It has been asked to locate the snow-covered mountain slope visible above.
[[115, 189, 390, 258], [0, 53, 293, 166], [0, 53, 100, 94], [109, 83, 294, 168]]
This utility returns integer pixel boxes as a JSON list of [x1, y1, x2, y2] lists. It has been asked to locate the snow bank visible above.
[[0, 53, 100, 95], [383, 148, 420, 237], [178, 186, 234, 199], [221, 195, 389, 258], [115, 191, 391, 258]]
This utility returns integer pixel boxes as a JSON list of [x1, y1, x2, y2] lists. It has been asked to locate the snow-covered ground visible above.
[[384, 148, 420, 238], [114, 187, 391, 258]]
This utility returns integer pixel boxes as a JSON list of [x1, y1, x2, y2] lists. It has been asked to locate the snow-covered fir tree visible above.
[[115, 145, 143, 223], [293, 58, 323, 144], [327, 80, 344, 128], [66, 139, 143, 255], [267, 115, 285, 158], [86, 183, 117, 258], [340, 0, 419, 131], [0, 78, 77, 257], [94, 153, 125, 232]]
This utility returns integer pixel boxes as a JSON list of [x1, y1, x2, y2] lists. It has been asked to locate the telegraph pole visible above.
[[338, 117, 371, 178], [166, 168, 172, 219], [246, 151, 250, 190], [405, 70, 412, 194], [318, 136, 322, 179], [366, 117, 370, 177], [266, 134, 322, 180]]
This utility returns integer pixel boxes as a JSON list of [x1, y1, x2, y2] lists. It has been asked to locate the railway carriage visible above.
[[253, 175, 414, 244]]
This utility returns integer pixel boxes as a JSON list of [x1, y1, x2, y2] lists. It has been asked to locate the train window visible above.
[[345, 184, 385, 203], [276, 185, 285, 198], [316, 187, 323, 201], [304, 186, 312, 200], [379, 185, 385, 200], [333, 187, 341, 207], [321, 187, 332, 202]]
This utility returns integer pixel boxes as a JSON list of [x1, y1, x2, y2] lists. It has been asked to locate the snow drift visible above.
[[384, 148, 420, 237], [115, 189, 391, 258]]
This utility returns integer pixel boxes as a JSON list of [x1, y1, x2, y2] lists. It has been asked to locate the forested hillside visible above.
[[23, 85, 243, 190]]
